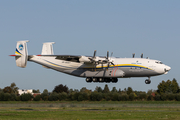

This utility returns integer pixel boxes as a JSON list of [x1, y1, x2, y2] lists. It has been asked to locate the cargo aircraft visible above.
[[10, 41, 171, 84]]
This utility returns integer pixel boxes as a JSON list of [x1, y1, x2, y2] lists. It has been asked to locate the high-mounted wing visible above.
[[37, 50, 115, 66], [56, 55, 81, 62], [37, 55, 91, 63]]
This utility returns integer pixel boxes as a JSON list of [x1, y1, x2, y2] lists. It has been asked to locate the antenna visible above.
[[132, 53, 135, 58]]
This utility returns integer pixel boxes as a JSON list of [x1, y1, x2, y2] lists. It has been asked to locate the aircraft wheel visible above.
[[93, 78, 98, 82], [86, 77, 92, 82], [99, 78, 104, 82], [105, 78, 111, 83], [104, 78, 108, 82], [145, 79, 151, 84], [148, 80, 151, 84], [112, 78, 118, 83]]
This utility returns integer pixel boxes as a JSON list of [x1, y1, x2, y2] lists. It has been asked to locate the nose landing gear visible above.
[[145, 77, 151, 84]]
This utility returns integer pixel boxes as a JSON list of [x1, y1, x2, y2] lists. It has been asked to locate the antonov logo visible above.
[[19, 44, 23, 51]]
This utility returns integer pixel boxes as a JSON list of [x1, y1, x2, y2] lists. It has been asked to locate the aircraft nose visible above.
[[164, 66, 171, 73]]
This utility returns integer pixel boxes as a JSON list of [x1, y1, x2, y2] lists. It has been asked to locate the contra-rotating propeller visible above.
[[99, 51, 114, 70], [88, 50, 115, 71]]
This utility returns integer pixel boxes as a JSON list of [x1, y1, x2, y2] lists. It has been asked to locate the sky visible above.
[[1, 1, 180, 93]]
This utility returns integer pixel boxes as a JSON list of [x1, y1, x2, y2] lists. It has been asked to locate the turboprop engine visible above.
[[79, 56, 91, 63]]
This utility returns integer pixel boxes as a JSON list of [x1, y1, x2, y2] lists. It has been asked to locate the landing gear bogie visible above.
[[85, 77, 118, 83]]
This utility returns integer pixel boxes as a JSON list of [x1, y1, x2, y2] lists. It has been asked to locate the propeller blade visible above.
[[141, 53, 143, 58], [111, 52, 113, 57], [103, 68, 107, 78], [132, 53, 135, 58], [107, 51, 109, 59], [89, 50, 97, 63], [93, 50, 96, 58], [111, 62, 114, 65], [95, 63, 96, 71], [94, 61, 97, 71], [106, 63, 110, 70], [88, 58, 92, 61]]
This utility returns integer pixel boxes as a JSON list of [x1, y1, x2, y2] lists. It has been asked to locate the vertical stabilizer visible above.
[[41, 42, 55, 55], [15, 40, 29, 68]]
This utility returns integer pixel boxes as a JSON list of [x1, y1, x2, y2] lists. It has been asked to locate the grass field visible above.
[[0, 101, 180, 120]]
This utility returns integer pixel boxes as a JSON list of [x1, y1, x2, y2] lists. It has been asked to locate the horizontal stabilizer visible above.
[[9, 55, 21, 57]]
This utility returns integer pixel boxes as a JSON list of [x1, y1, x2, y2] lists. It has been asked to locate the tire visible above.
[[99, 78, 104, 82], [93, 78, 98, 82], [86, 77, 92, 82], [145, 79, 151, 84]]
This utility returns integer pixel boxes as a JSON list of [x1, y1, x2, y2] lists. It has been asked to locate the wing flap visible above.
[[37, 55, 82, 63], [56, 55, 81, 62], [36, 55, 94, 63]]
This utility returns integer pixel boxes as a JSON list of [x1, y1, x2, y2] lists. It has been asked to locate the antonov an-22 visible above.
[[10, 41, 171, 84]]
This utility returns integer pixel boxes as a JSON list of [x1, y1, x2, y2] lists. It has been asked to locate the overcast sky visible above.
[[1, 1, 180, 92]]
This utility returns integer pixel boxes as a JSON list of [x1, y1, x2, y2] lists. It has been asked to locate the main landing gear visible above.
[[86, 77, 118, 83], [145, 77, 151, 84]]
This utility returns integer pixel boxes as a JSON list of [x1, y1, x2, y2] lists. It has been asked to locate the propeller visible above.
[[89, 50, 115, 71], [141, 53, 143, 58]]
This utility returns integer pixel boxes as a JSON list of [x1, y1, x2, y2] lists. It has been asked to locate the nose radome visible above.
[[166, 66, 171, 71], [164, 66, 171, 73]]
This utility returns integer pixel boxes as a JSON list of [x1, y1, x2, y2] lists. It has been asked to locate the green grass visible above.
[[0, 101, 180, 120]]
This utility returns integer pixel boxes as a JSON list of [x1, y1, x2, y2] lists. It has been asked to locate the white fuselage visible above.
[[29, 56, 171, 78], [11, 41, 171, 84]]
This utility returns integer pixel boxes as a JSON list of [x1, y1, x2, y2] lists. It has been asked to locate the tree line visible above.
[[0, 78, 180, 101]]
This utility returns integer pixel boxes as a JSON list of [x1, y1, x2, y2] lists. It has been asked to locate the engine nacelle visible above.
[[79, 56, 91, 63]]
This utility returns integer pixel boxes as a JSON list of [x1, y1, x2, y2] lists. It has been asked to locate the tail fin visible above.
[[15, 40, 29, 68], [41, 42, 55, 55]]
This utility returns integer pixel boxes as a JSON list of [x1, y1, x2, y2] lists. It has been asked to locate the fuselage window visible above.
[[155, 61, 163, 64]]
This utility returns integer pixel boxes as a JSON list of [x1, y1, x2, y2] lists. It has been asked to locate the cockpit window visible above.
[[155, 61, 163, 64]]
